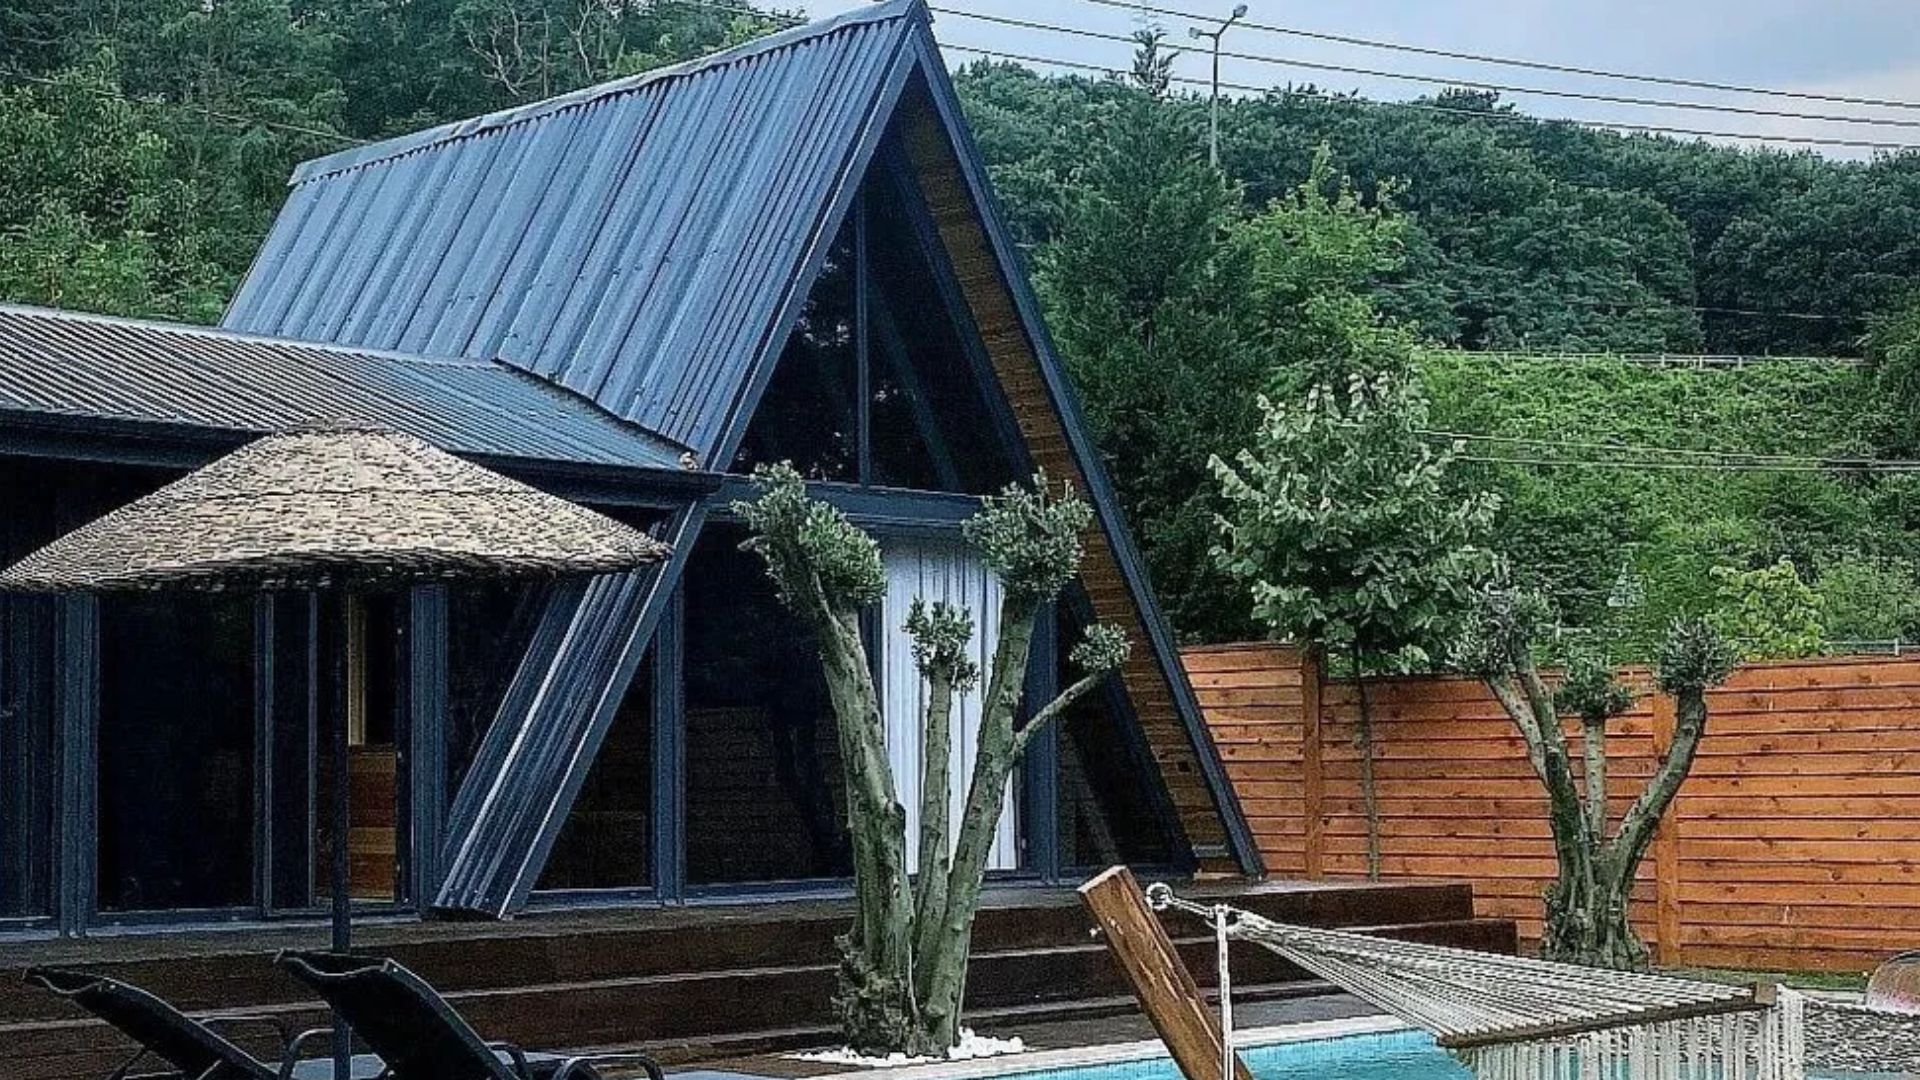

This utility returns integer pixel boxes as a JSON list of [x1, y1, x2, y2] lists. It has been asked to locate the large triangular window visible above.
[[733, 157, 1017, 495]]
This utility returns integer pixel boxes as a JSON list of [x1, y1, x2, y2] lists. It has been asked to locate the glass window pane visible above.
[[733, 221, 859, 482], [0, 594, 54, 919], [446, 582, 551, 797], [268, 594, 316, 911], [684, 526, 851, 885], [537, 649, 654, 891], [0, 456, 169, 917], [98, 593, 256, 912], [866, 175, 1016, 496], [1054, 604, 1178, 869]]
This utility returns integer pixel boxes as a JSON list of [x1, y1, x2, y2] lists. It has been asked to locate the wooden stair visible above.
[[0, 881, 1514, 1079]]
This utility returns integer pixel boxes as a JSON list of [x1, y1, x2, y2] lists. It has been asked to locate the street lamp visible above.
[[1189, 3, 1247, 169]]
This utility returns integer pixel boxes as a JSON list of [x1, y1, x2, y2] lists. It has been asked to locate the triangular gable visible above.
[[699, 61, 1258, 874]]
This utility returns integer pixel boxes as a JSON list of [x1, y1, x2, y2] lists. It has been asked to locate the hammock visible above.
[[1146, 883, 1805, 1080]]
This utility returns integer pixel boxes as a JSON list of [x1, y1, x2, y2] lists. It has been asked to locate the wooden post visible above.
[[1300, 647, 1324, 880], [1080, 866, 1254, 1080], [1651, 691, 1682, 967]]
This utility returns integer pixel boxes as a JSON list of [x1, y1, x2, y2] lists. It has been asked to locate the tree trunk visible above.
[[814, 602, 925, 1053], [1580, 715, 1608, 838], [910, 668, 956, 993], [1541, 844, 1648, 970], [1350, 645, 1381, 880], [916, 603, 1038, 1048]]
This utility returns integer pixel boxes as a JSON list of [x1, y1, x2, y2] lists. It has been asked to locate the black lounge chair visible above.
[[273, 950, 666, 1080], [23, 966, 368, 1080]]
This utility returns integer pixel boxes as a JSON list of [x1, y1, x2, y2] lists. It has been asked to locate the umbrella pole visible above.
[[329, 591, 364, 1078]]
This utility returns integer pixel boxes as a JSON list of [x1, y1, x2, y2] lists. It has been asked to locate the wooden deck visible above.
[[1, 879, 1513, 1079]]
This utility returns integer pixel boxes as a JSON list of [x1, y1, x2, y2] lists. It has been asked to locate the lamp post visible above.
[[1189, 3, 1247, 169]]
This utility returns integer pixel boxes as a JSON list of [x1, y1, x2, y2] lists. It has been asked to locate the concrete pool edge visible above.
[[809, 1014, 1411, 1080]]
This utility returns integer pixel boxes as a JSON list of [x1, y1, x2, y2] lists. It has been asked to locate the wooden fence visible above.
[[1184, 642, 1920, 973]]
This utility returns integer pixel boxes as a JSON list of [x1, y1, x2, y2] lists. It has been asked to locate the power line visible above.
[[1452, 453, 1920, 473], [659, 0, 804, 26], [1447, 351, 1864, 367], [0, 69, 364, 147], [1368, 283, 1865, 326], [1424, 429, 1915, 469], [937, 8, 1920, 133], [936, 42, 1920, 151], [1068, 0, 1920, 114]]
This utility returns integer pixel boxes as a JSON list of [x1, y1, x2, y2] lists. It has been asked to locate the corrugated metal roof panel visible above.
[[223, 0, 919, 458], [0, 304, 685, 470]]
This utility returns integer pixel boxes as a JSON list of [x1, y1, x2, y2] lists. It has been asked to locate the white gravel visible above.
[[792, 1031, 1027, 1068]]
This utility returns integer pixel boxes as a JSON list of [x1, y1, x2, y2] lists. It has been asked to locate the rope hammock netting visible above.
[[1148, 884, 1811, 1080]]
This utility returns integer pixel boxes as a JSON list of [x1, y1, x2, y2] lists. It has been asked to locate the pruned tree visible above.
[[734, 463, 1130, 1054], [1211, 371, 1498, 876], [1456, 583, 1736, 969]]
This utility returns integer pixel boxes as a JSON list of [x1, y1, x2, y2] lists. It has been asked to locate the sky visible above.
[[795, 0, 1920, 159]]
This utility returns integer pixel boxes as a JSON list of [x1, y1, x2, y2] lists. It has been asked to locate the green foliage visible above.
[[1451, 580, 1556, 678], [906, 600, 979, 693], [1815, 554, 1920, 645], [1068, 622, 1131, 674], [1868, 292, 1920, 456], [1557, 650, 1636, 724], [0, 57, 233, 320], [1213, 372, 1500, 669], [1032, 87, 1259, 639], [1654, 618, 1738, 695], [733, 462, 885, 611], [1240, 145, 1421, 395], [1418, 350, 1911, 656], [961, 471, 1094, 607], [1705, 558, 1826, 660]]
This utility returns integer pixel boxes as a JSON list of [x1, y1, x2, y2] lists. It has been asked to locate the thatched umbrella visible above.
[[0, 425, 668, 1075]]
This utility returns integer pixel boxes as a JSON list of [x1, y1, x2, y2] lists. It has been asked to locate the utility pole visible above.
[[1189, 4, 1247, 169]]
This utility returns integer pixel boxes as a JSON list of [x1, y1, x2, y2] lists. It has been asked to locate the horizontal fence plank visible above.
[[1183, 644, 1920, 973]]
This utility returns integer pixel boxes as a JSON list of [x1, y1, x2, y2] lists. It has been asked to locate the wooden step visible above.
[[0, 883, 1516, 1080]]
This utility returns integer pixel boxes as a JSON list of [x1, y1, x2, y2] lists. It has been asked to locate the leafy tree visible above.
[[1034, 87, 1262, 640], [735, 465, 1128, 1055], [1867, 291, 1920, 456], [1706, 558, 1826, 660], [1815, 554, 1920, 648], [0, 57, 232, 320], [1456, 584, 1735, 969], [1212, 372, 1499, 874]]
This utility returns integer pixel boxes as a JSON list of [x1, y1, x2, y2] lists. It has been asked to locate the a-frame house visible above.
[[0, 0, 1254, 939]]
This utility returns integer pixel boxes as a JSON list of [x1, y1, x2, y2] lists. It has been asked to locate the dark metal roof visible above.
[[0, 304, 685, 470], [224, 0, 920, 457]]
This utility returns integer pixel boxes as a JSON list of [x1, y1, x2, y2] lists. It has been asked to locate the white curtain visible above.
[[881, 539, 1018, 873]]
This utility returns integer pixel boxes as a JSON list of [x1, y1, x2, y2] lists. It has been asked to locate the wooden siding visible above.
[[901, 103, 1234, 869], [1184, 644, 1920, 972]]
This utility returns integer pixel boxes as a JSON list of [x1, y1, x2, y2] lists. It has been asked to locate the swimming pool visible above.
[[835, 1019, 1877, 1080], [1007, 1028, 1466, 1080]]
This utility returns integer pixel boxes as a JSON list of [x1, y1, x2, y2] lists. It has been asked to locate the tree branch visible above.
[[1581, 716, 1608, 839], [1010, 665, 1111, 759], [1615, 684, 1707, 870]]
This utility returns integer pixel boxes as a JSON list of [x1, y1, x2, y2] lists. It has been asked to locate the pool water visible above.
[[1001, 1029, 1869, 1080], [1013, 1031, 1470, 1080]]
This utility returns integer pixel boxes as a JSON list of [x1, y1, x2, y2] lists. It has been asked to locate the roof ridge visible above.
[[291, 0, 924, 184]]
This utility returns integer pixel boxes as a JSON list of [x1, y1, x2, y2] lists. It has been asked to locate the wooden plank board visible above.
[[1079, 866, 1253, 1080]]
